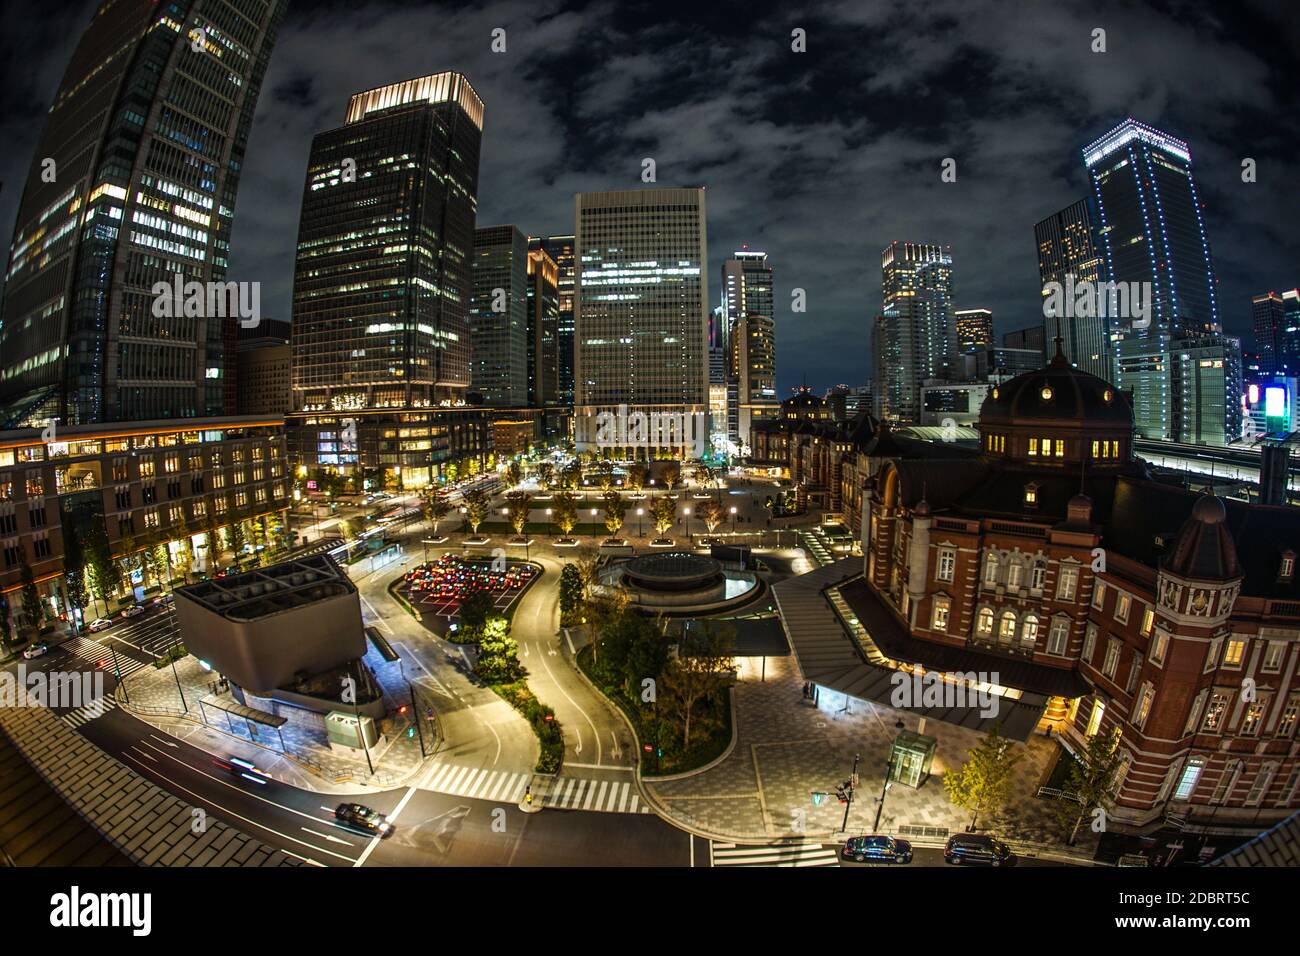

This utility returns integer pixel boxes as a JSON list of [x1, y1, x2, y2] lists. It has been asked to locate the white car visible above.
[[120, 605, 146, 619], [88, 618, 113, 633], [21, 642, 50, 660]]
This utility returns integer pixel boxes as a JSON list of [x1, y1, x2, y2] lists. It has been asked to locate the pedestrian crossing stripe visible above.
[[59, 637, 152, 677], [62, 695, 119, 729], [710, 842, 840, 867], [422, 763, 652, 813]]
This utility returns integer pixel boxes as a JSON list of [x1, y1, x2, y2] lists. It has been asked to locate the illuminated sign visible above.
[[1264, 386, 1286, 419]]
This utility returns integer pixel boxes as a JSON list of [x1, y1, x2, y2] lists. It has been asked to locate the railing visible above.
[[1037, 786, 1083, 804]]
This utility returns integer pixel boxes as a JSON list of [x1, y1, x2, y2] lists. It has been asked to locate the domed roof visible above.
[[979, 348, 1132, 428], [1165, 494, 1240, 581], [785, 390, 823, 410]]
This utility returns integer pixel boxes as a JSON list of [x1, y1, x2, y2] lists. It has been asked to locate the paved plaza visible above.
[[643, 654, 1100, 858]]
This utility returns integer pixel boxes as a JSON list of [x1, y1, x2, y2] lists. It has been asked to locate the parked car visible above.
[[335, 803, 393, 836], [120, 605, 146, 619], [21, 641, 50, 660], [842, 835, 913, 864], [88, 618, 113, 633], [944, 832, 1013, 866]]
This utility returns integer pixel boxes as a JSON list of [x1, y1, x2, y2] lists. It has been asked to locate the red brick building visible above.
[[770, 353, 1300, 831]]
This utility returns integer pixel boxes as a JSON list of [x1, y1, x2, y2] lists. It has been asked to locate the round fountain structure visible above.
[[610, 551, 757, 610]]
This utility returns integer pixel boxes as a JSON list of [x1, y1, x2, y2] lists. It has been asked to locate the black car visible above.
[[842, 835, 913, 864], [335, 803, 393, 836], [944, 832, 1012, 866]]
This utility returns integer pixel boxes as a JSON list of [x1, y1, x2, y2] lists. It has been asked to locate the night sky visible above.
[[2, 0, 1297, 397]]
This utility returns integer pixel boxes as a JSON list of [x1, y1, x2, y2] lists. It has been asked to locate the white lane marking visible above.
[[354, 754, 442, 868], [301, 828, 352, 845], [532, 639, 601, 764]]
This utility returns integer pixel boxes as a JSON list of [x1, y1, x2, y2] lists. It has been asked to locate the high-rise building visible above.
[[291, 73, 484, 412], [1002, 325, 1047, 354], [722, 250, 777, 448], [1253, 292, 1286, 375], [1084, 118, 1220, 439], [528, 236, 575, 405], [1170, 335, 1242, 446], [1283, 290, 1300, 376], [1035, 199, 1109, 380], [573, 188, 708, 453], [236, 318, 291, 416], [469, 225, 528, 406], [874, 242, 955, 422], [0, 0, 288, 427], [955, 309, 994, 354], [525, 247, 560, 406]]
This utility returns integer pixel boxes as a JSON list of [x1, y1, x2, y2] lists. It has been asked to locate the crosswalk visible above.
[[422, 763, 652, 813], [710, 841, 841, 867], [62, 694, 118, 729], [60, 636, 154, 679]]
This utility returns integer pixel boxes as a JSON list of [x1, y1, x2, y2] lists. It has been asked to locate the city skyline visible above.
[[2, 0, 1297, 399]]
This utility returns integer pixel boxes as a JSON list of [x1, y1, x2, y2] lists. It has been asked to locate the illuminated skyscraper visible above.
[[873, 242, 955, 423], [528, 235, 575, 405], [1035, 199, 1109, 380], [573, 188, 708, 453], [722, 250, 777, 447], [525, 246, 560, 406], [291, 73, 483, 411], [1084, 118, 1220, 439], [955, 309, 993, 354], [470, 225, 529, 407], [0, 0, 288, 426]]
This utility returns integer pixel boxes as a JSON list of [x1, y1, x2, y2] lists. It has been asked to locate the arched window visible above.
[[1021, 614, 1040, 645], [976, 607, 994, 636], [998, 610, 1017, 643]]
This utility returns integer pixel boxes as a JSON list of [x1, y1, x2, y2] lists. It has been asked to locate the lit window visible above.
[[976, 607, 994, 636], [1114, 593, 1131, 623], [1056, 565, 1079, 601], [936, 548, 955, 583], [931, 599, 950, 632], [1102, 638, 1120, 678], [1222, 638, 1247, 669], [1086, 699, 1106, 738]]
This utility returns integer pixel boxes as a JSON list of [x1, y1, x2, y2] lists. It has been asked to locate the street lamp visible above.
[[873, 719, 906, 832], [636, 507, 644, 537], [730, 505, 738, 534], [545, 508, 552, 537], [683, 506, 691, 541]]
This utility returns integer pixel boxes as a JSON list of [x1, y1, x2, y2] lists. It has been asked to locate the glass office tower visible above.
[[528, 235, 575, 406], [1084, 118, 1220, 439], [0, 0, 288, 427], [470, 225, 529, 406], [573, 188, 708, 452], [1035, 198, 1109, 381], [291, 73, 484, 412], [525, 247, 561, 407], [722, 250, 777, 447]]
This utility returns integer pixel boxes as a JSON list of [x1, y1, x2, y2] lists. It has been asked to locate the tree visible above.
[[85, 527, 121, 612], [227, 518, 249, 566], [559, 564, 584, 626], [0, 596, 12, 647], [596, 469, 614, 493], [698, 499, 725, 535], [553, 491, 578, 538], [602, 491, 627, 539], [661, 461, 681, 491], [1053, 726, 1125, 846], [660, 621, 735, 747], [63, 524, 91, 620], [507, 492, 532, 537], [583, 588, 630, 666], [423, 494, 451, 535], [943, 725, 1022, 831], [475, 616, 523, 684], [560, 460, 581, 491], [691, 464, 713, 490], [457, 590, 497, 641], [463, 488, 491, 535], [19, 555, 44, 626], [536, 461, 555, 491], [650, 495, 676, 538], [625, 463, 646, 495], [504, 461, 523, 490], [621, 612, 667, 698]]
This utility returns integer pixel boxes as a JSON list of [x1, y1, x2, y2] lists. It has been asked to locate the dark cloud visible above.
[[1, 0, 1296, 397]]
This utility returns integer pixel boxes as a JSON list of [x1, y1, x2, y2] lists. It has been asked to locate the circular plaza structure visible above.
[[609, 551, 759, 611]]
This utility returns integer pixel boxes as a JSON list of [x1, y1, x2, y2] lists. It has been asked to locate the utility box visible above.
[[326, 711, 378, 750], [889, 731, 937, 789]]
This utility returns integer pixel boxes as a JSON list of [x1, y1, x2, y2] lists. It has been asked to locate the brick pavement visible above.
[[0, 705, 303, 867]]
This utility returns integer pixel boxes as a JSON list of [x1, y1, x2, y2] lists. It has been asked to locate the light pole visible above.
[[636, 508, 644, 538], [545, 508, 552, 537], [842, 752, 861, 833], [683, 507, 691, 542], [873, 719, 906, 832], [730, 505, 738, 534]]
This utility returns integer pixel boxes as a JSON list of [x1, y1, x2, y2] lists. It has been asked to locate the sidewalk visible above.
[[642, 655, 1100, 861]]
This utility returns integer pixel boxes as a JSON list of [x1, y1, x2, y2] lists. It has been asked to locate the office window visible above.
[[1240, 702, 1266, 737], [1222, 638, 1247, 669], [1201, 692, 1230, 732], [1276, 697, 1299, 738]]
